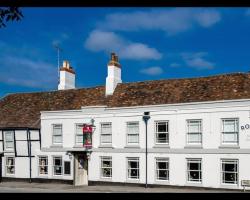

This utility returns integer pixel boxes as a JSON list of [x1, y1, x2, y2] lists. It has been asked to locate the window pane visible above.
[[53, 135, 62, 143], [101, 123, 112, 134], [5, 132, 13, 141], [188, 133, 201, 143], [223, 133, 237, 143], [76, 135, 83, 143], [223, 120, 238, 132], [128, 135, 139, 143], [101, 134, 112, 143], [222, 160, 238, 184], [187, 159, 202, 182], [127, 122, 139, 134], [53, 125, 62, 135], [6, 157, 15, 174], [157, 123, 167, 132], [188, 121, 201, 133], [6, 141, 14, 148]]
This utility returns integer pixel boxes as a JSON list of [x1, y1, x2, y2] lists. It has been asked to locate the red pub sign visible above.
[[82, 124, 93, 148]]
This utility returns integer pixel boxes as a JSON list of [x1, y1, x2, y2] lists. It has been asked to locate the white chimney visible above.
[[105, 53, 122, 96], [58, 60, 76, 90]]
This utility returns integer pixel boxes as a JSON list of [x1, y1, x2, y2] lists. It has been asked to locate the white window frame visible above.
[[155, 158, 169, 181], [38, 156, 48, 176], [186, 119, 202, 145], [100, 122, 112, 145], [221, 159, 238, 185], [126, 122, 139, 145], [75, 124, 83, 146], [5, 156, 15, 175], [155, 121, 169, 145], [186, 158, 202, 183], [221, 118, 239, 145], [4, 131, 14, 151], [100, 156, 112, 179], [127, 157, 140, 180], [52, 124, 63, 145], [53, 156, 63, 176]]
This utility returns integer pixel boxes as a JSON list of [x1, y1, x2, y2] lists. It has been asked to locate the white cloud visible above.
[[97, 8, 221, 35], [181, 52, 215, 70], [84, 30, 162, 60], [140, 66, 163, 75], [0, 55, 57, 89]]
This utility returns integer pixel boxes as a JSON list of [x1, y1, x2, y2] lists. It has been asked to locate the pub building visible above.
[[1, 53, 250, 190]]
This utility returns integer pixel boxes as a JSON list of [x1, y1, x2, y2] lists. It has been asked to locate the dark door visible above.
[[0, 156, 2, 182]]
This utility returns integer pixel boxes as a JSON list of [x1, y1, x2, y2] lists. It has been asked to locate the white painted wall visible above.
[[38, 99, 250, 190]]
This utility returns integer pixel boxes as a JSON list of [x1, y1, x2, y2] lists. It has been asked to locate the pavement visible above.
[[0, 181, 248, 193]]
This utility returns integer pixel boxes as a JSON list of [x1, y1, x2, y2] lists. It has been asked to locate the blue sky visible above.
[[1, 7, 250, 98]]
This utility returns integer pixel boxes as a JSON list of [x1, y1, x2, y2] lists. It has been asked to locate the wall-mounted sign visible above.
[[241, 124, 250, 130], [82, 124, 93, 148]]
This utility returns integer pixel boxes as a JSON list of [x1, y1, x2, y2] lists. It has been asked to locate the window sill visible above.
[[219, 145, 240, 149], [185, 182, 202, 187], [100, 177, 112, 181], [73, 145, 84, 148], [98, 145, 114, 148], [184, 145, 203, 149], [50, 145, 63, 148], [153, 144, 170, 148], [126, 179, 140, 183], [124, 145, 140, 149]]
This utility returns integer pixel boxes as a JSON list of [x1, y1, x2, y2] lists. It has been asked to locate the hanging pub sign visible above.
[[82, 124, 93, 148]]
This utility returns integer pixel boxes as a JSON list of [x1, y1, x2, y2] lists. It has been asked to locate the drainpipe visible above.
[[142, 112, 150, 188]]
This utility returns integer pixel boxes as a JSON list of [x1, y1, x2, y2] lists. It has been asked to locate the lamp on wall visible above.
[[66, 152, 73, 159], [86, 151, 91, 160], [90, 118, 96, 132]]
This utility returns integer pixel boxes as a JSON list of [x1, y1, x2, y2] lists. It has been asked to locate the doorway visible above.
[[74, 153, 88, 186], [0, 155, 2, 182]]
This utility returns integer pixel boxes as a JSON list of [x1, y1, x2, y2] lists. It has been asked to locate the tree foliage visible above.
[[0, 7, 23, 28]]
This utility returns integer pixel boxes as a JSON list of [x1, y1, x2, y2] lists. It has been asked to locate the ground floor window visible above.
[[64, 161, 71, 175], [127, 157, 139, 180], [100, 157, 112, 178], [187, 158, 202, 183], [53, 156, 62, 175], [38, 156, 48, 175], [221, 159, 238, 185], [6, 157, 15, 175], [156, 158, 169, 181]]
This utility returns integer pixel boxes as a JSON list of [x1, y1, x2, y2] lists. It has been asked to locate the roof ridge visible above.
[[119, 72, 247, 86]]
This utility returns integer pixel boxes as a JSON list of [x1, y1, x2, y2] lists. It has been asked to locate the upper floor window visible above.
[[52, 124, 62, 145], [100, 123, 112, 145], [222, 119, 239, 145], [75, 124, 83, 146], [4, 131, 14, 150], [155, 121, 169, 144], [187, 120, 202, 145], [127, 122, 139, 145]]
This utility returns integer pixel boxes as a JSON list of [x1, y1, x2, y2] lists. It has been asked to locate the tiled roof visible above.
[[1, 72, 250, 129]]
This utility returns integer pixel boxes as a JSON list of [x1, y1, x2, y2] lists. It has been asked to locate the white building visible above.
[[1, 53, 250, 190]]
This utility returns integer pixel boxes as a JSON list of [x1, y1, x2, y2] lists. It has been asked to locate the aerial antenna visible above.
[[53, 43, 63, 84]]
